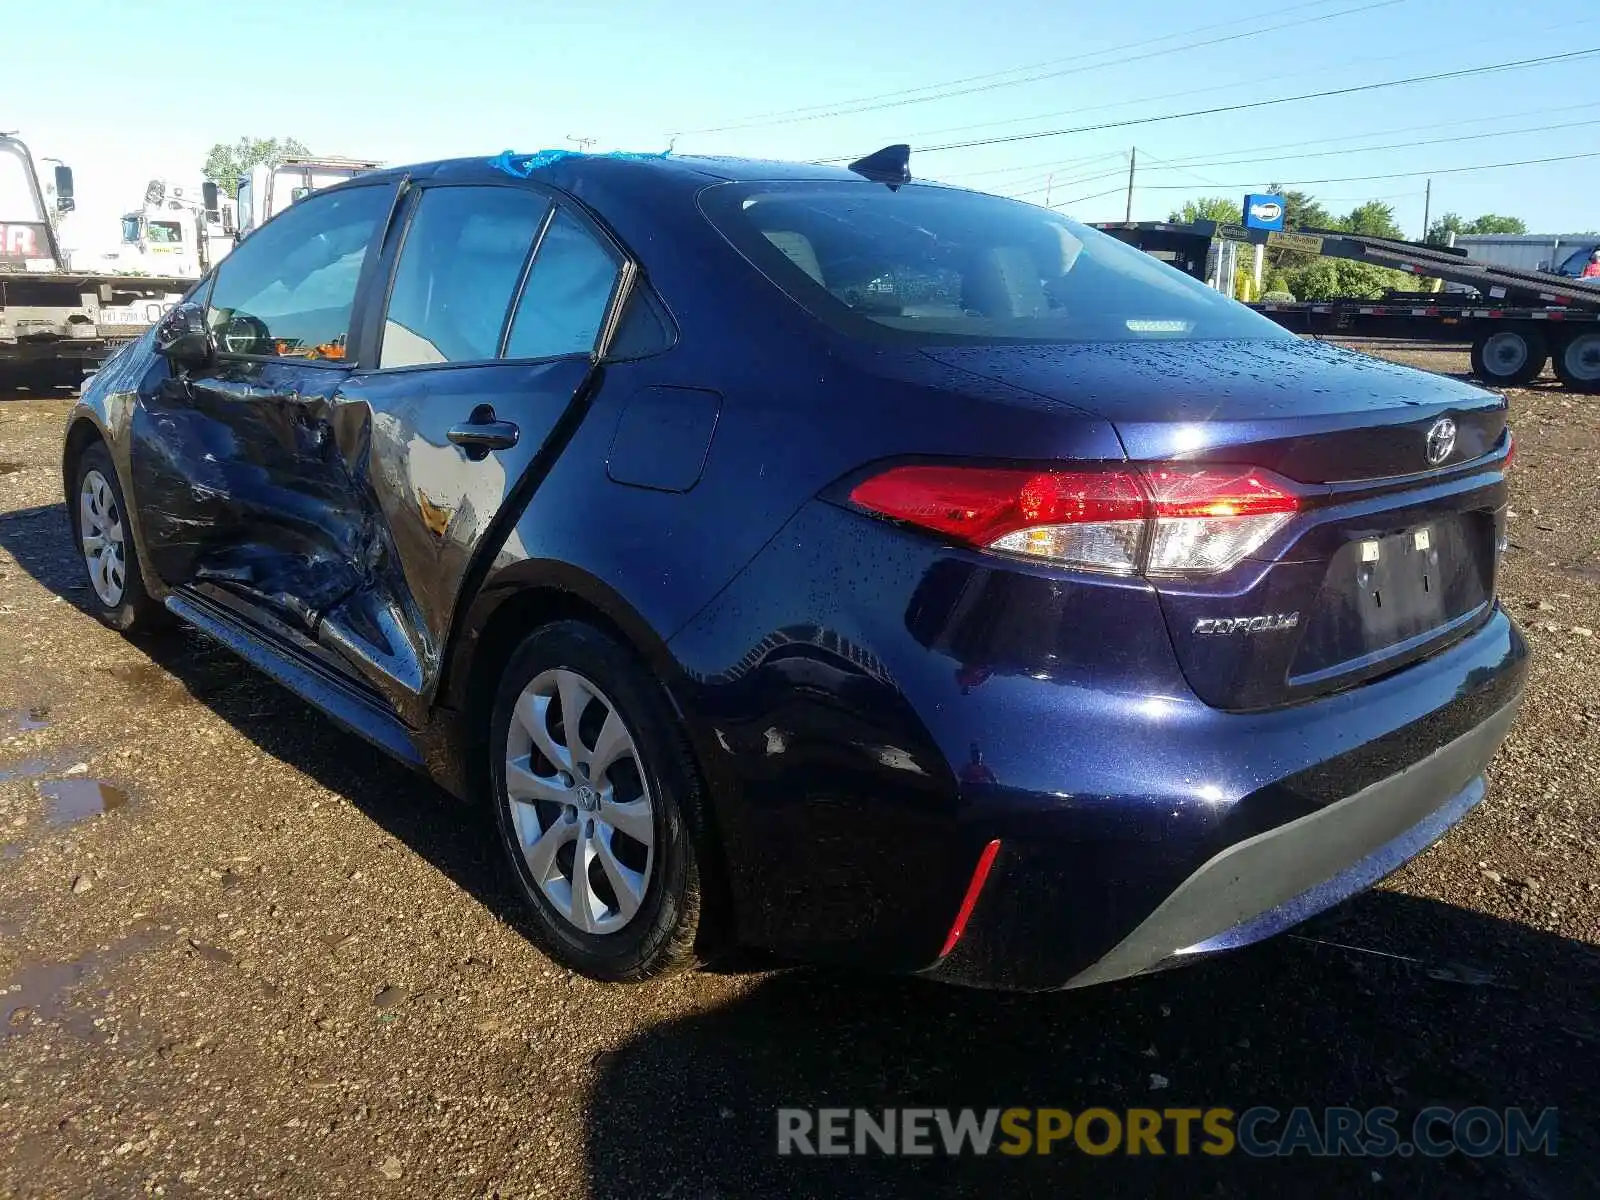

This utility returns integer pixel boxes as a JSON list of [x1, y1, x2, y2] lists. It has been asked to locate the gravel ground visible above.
[[0, 343, 1597, 1198]]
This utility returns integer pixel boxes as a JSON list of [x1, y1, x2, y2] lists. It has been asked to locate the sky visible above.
[[7, 0, 1599, 251]]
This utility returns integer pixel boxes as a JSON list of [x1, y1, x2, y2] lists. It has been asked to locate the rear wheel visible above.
[[69, 442, 166, 633], [489, 620, 704, 981], [1552, 330, 1600, 394], [1469, 327, 1548, 387]]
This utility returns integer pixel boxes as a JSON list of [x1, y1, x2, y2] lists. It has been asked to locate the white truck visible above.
[[117, 179, 238, 279], [0, 132, 189, 389], [235, 155, 381, 238]]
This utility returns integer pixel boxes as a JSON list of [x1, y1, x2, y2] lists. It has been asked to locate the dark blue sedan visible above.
[[61, 146, 1526, 989]]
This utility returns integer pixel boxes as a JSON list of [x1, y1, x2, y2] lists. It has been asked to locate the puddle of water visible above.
[[99, 662, 194, 706], [0, 754, 80, 784], [1, 706, 50, 733], [2, 925, 164, 1042], [38, 779, 130, 828]]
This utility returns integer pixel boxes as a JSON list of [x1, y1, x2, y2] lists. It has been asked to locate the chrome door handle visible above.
[[447, 408, 519, 457]]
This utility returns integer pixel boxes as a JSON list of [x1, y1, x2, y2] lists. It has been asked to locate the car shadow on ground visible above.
[[5, 502, 1598, 1197], [584, 896, 1600, 1198]]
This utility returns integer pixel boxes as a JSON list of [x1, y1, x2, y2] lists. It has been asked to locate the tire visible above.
[[489, 620, 705, 982], [1470, 327, 1548, 387], [1552, 330, 1600, 394], [68, 442, 167, 633]]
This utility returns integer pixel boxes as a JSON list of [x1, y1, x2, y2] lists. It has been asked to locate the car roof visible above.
[[348, 150, 878, 192]]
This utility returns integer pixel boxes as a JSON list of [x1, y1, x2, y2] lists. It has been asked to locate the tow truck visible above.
[[118, 179, 237, 279], [1095, 218, 1600, 393], [235, 154, 381, 238], [1, 132, 190, 390]]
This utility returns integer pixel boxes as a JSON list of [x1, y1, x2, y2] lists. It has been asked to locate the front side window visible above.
[[206, 184, 391, 361], [700, 182, 1293, 345], [148, 220, 183, 245], [504, 208, 621, 360], [381, 186, 550, 368]]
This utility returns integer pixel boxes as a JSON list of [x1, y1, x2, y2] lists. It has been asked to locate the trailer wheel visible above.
[[1552, 331, 1600, 394], [1470, 328, 1548, 387]]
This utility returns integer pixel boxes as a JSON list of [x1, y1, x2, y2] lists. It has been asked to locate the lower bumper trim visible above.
[[1061, 695, 1520, 990]]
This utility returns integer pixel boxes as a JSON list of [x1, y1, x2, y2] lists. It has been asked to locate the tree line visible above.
[[1166, 188, 1532, 301]]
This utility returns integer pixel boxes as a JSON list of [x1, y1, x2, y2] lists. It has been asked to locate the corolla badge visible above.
[[1247, 200, 1283, 222], [1425, 417, 1457, 466], [1193, 613, 1300, 635]]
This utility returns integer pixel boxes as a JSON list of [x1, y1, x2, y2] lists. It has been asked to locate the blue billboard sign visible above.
[[1243, 193, 1286, 231]]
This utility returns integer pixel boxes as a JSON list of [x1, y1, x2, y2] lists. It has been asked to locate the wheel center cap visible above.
[[576, 783, 598, 811]]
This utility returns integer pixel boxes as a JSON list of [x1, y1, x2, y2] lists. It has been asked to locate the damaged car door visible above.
[[128, 182, 397, 638], [315, 184, 623, 718]]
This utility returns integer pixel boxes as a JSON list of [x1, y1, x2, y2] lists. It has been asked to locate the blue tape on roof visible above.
[[490, 148, 672, 178]]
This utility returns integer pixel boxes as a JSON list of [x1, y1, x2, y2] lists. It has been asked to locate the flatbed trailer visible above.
[[1093, 219, 1600, 392], [1, 271, 191, 389]]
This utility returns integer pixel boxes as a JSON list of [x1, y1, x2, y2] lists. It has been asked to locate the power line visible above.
[[942, 100, 1600, 192], [904, 17, 1600, 143], [678, 0, 1403, 135], [1137, 116, 1600, 175], [1139, 101, 1600, 169], [1132, 148, 1600, 190], [836, 47, 1600, 159]]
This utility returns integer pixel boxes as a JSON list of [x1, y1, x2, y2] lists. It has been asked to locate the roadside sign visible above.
[[1243, 193, 1286, 232], [1267, 230, 1323, 256]]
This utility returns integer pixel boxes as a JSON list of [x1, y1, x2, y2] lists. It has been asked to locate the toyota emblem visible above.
[[1425, 417, 1457, 466]]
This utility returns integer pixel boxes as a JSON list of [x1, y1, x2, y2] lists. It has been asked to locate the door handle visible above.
[[447, 407, 520, 457]]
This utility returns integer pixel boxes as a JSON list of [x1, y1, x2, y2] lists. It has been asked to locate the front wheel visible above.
[[1469, 327, 1548, 387], [1552, 330, 1600, 393], [489, 620, 705, 982], [68, 442, 167, 633]]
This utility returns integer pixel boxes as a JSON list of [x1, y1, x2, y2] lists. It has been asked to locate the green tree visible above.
[[1465, 213, 1527, 235], [1426, 212, 1467, 244], [1427, 212, 1529, 243], [1267, 184, 1333, 232], [1167, 196, 1243, 224], [1341, 200, 1403, 239], [1282, 258, 1410, 301], [202, 136, 311, 188]]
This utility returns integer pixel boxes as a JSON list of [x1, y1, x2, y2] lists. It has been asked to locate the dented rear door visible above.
[[310, 186, 623, 719]]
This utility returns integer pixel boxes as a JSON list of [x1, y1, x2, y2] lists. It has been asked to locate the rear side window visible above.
[[380, 186, 551, 368], [699, 182, 1291, 345], [206, 184, 391, 360], [504, 208, 621, 360]]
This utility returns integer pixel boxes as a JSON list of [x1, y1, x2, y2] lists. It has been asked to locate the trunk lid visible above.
[[920, 338, 1510, 709]]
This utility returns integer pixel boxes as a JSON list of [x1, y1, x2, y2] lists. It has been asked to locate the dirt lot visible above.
[[0, 342, 1597, 1199]]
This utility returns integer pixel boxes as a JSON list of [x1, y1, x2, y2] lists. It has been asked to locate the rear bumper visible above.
[[925, 665, 1523, 991], [1064, 697, 1513, 988]]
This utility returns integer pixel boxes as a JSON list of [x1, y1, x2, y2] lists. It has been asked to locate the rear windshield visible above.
[[700, 181, 1291, 345]]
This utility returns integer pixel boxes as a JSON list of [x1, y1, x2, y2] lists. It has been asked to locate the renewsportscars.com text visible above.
[[776, 1106, 1558, 1158]]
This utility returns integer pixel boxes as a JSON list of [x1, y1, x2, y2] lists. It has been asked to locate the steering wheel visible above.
[[218, 312, 273, 356]]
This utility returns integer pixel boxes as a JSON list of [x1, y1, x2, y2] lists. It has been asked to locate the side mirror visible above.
[[202, 181, 220, 217], [153, 302, 213, 367], [54, 164, 75, 213]]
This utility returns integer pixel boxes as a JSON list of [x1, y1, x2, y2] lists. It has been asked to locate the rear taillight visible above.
[[1503, 430, 1515, 472], [849, 463, 1299, 577]]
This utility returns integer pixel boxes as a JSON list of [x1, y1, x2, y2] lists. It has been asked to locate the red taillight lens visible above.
[[1503, 430, 1515, 472], [849, 463, 1300, 577]]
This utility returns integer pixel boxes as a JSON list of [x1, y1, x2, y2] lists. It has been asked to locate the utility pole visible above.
[[1044, 173, 1054, 208], [1421, 177, 1432, 241], [567, 135, 597, 154], [1124, 147, 1137, 222]]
